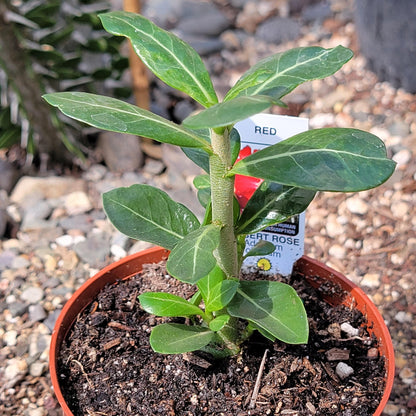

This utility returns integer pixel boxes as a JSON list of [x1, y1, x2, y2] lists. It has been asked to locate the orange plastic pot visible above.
[[50, 247, 394, 416]]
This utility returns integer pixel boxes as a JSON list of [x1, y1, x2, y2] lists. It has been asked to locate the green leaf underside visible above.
[[198, 267, 239, 312], [228, 280, 309, 344], [182, 147, 210, 173], [225, 46, 353, 102], [230, 128, 396, 192], [150, 324, 215, 354], [230, 128, 241, 165], [43, 92, 210, 150], [167, 224, 221, 283], [182, 95, 276, 129], [209, 315, 231, 332], [138, 292, 205, 317], [244, 240, 276, 258], [236, 182, 316, 235], [102, 184, 199, 250], [99, 12, 218, 108]]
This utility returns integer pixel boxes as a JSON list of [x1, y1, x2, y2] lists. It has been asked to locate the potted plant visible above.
[[44, 11, 396, 415]]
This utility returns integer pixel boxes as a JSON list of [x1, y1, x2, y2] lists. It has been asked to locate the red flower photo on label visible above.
[[234, 145, 263, 208]]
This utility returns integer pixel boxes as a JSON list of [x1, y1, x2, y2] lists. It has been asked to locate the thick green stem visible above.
[[209, 129, 238, 279]]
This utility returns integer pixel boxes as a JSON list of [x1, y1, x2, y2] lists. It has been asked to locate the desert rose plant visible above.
[[44, 12, 395, 357]]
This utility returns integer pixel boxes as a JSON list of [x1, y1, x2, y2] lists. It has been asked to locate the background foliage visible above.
[[0, 0, 130, 162]]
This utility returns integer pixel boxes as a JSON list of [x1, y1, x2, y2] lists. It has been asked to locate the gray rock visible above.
[[302, 1, 332, 22], [8, 301, 29, 317], [256, 17, 301, 44], [11, 255, 31, 269], [173, 100, 195, 122], [44, 309, 62, 332], [142, 0, 184, 28], [176, 4, 230, 37], [98, 132, 143, 173], [28, 304, 47, 322], [0, 190, 8, 237], [174, 31, 224, 55], [0, 159, 20, 193], [74, 232, 111, 267], [0, 249, 16, 271], [59, 214, 94, 233], [10, 176, 86, 205], [21, 286, 44, 304]]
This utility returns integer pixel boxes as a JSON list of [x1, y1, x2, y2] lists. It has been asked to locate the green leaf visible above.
[[230, 128, 396, 192], [150, 324, 215, 354], [225, 46, 354, 101], [166, 224, 221, 284], [138, 292, 206, 317], [243, 240, 276, 258], [236, 182, 316, 234], [99, 12, 218, 108], [43, 92, 211, 150], [228, 280, 309, 344], [197, 266, 239, 312], [230, 128, 241, 165], [182, 146, 210, 173], [209, 315, 231, 332], [103, 184, 199, 250], [193, 174, 211, 208], [182, 95, 276, 129]]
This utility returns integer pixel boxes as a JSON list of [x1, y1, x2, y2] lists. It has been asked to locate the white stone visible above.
[[346, 196, 368, 215], [110, 244, 127, 259], [20, 286, 44, 304], [63, 191, 92, 215], [55, 234, 74, 247], [4, 358, 28, 380], [335, 362, 354, 379], [328, 244, 346, 259], [3, 329, 18, 346], [392, 148, 412, 166], [394, 311, 412, 323], [340, 322, 359, 337], [360, 272, 380, 288], [382, 404, 400, 416], [29, 362, 47, 377]]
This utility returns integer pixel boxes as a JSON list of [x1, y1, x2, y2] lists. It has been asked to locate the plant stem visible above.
[[209, 128, 238, 279]]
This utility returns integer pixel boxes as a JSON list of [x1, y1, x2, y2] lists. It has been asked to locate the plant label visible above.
[[235, 114, 309, 275]]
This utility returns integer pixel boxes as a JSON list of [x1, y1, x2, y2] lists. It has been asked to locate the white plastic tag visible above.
[[234, 114, 309, 275]]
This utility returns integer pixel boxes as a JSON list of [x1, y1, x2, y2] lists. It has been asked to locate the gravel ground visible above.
[[1, 1, 415, 415]]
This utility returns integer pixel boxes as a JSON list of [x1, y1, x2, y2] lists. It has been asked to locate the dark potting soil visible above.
[[58, 262, 386, 416]]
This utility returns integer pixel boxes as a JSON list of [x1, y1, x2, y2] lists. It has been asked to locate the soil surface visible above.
[[59, 262, 385, 416]]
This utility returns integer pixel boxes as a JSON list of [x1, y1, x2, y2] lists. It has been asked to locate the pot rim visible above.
[[50, 247, 394, 416]]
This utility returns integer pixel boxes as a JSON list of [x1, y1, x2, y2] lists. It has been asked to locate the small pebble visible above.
[[21, 286, 44, 304], [340, 322, 360, 337], [335, 362, 354, 379]]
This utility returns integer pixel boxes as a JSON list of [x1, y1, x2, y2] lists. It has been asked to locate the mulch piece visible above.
[[58, 262, 386, 415]]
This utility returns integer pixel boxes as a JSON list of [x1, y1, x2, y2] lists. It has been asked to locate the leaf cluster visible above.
[[43, 12, 395, 356]]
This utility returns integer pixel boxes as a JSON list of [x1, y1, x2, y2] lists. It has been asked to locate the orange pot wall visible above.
[[50, 248, 394, 416]]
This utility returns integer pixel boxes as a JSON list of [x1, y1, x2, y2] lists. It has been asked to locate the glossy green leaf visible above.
[[138, 292, 205, 317], [197, 266, 238, 312], [236, 182, 316, 234], [230, 128, 241, 165], [193, 174, 211, 208], [99, 12, 218, 108], [166, 224, 221, 283], [230, 128, 396, 192], [228, 280, 309, 344], [225, 46, 353, 101], [182, 95, 276, 129], [43, 92, 211, 150], [150, 324, 215, 354], [243, 240, 276, 258], [182, 146, 210, 173], [209, 315, 231, 332], [103, 184, 199, 250]]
